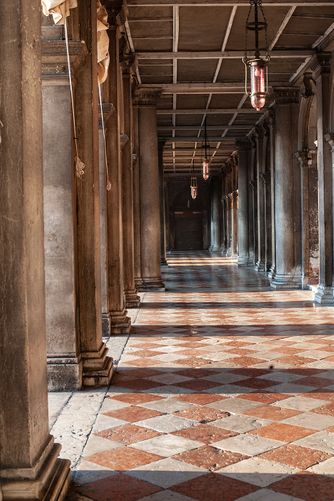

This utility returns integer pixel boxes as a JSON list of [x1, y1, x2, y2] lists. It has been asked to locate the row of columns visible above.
[[236, 54, 334, 303], [0, 1, 165, 497]]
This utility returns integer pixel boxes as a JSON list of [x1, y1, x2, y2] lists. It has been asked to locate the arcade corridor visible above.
[[61, 254, 334, 500]]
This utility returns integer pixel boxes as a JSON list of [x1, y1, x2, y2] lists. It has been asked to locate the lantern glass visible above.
[[202, 159, 209, 180], [190, 185, 198, 199], [250, 60, 266, 111]]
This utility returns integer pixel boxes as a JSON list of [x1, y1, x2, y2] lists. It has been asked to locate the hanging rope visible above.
[[64, 17, 85, 178], [98, 83, 112, 191]]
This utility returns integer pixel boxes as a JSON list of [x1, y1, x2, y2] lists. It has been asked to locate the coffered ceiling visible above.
[[124, 1, 334, 175]]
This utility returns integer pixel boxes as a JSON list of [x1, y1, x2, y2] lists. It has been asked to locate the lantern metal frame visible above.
[[190, 159, 198, 199], [242, 0, 270, 111], [202, 118, 210, 180]]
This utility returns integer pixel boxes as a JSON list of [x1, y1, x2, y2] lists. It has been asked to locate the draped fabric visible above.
[[97, 0, 110, 84], [41, 0, 77, 24]]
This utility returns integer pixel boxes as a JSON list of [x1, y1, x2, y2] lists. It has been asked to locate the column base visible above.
[[135, 277, 144, 288], [47, 355, 82, 391], [314, 284, 334, 305], [82, 342, 114, 387], [110, 309, 131, 334], [138, 277, 165, 291], [102, 312, 111, 338], [255, 260, 266, 273], [161, 257, 168, 266], [238, 255, 249, 266], [270, 272, 302, 290], [267, 265, 276, 280], [125, 289, 141, 308], [1, 438, 70, 501]]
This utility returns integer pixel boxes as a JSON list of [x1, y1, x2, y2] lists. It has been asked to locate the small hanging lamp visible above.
[[202, 118, 210, 180], [190, 159, 198, 199], [243, 0, 270, 111]]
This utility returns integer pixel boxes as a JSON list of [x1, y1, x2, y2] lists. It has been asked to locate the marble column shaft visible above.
[[75, 0, 113, 386], [0, 0, 70, 497], [159, 142, 168, 265], [132, 102, 143, 287], [105, 9, 131, 332], [210, 178, 221, 252], [314, 54, 334, 303], [271, 88, 302, 289], [255, 127, 266, 272], [136, 88, 165, 290], [121, 64, 140, 308], [237, 140, 250, 265]]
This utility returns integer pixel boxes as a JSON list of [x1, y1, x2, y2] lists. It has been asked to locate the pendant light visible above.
[[202, 118, 210, 180], [243, 0, 270, 111], [190, 159, 198, 199]]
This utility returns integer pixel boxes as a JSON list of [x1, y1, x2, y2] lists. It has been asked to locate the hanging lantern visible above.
[[190, 176, 198, 199], [202, 118, 210, 180], [243, 0, 270, 111], [190, 159, 198, 199]]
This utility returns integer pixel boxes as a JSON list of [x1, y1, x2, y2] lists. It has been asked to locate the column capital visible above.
[[272, 86, 300, 105], [325, 133, 334, 151], [134, 87, 161, 106], [105, 0, 125, 26], [295, 148, 316, 168], [309, 52, 331, 78], [41, 40, 86, 80]]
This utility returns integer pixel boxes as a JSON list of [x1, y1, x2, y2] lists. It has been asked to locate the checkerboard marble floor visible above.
[[71, 253, 334, 500]]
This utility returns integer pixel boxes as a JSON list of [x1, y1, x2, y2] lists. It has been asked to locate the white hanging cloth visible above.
[[97, 0, 110, 85], [41, 0, 78, 25]]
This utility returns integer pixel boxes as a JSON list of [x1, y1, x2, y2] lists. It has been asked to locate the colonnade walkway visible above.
[[70, 254, 334, 500]]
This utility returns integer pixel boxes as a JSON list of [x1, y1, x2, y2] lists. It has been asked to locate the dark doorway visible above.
[[174, 211, 204, 250]]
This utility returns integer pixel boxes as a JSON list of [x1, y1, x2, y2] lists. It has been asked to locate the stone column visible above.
[[210, 177, 221, 252], [231, 191, 238, 257], [121, 59, 140, 308], [136, 88, 165, 290], [42, 40, 83, 390], [249, 137, 257, 266], [0, 0, 70, 497], [132, 101, 143, 287], [263, 121, 272, 273], [159, 142, 168, 265], [268, 113, 276, 278], [271, 88, 302, 289], [99, 101, 113, 336], [75, 0, 113, 386], [296, 149, 316, 289], [105, 2, 131, 332], [255, 126, 266, 271], [220, 173, 227, 255], [237, 140, 250, 265], [313, 54, 334, 303]]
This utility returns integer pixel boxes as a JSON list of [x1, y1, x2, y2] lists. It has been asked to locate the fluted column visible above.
[[136, 88, 165, 290], [237, 139, 250, 265], [106, 1, 131, 332], [121, 58, 140, 308], [271, 88, 302, 289], [0, 1, 70, 497], [312, 54, 334, 303]]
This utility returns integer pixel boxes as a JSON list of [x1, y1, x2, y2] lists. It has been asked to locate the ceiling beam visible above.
[[140, 83, 246, 93], [136, 50, 313, 59], [157, 108, 261, 114], [160, 136, 238, 142], [128, 1, 334, 5], [158, 125, 252, 130]]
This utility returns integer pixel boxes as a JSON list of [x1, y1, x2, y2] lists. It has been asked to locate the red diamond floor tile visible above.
[[72, 253, 334, 501]]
